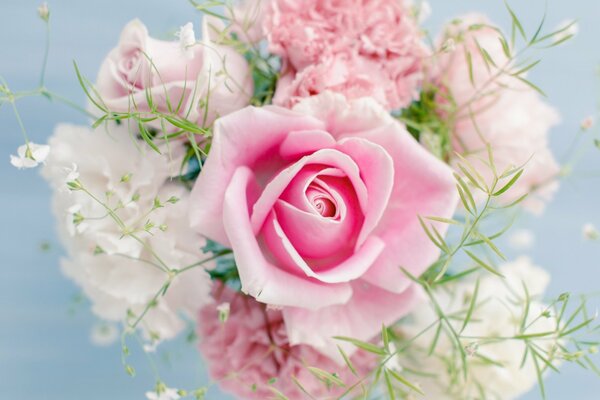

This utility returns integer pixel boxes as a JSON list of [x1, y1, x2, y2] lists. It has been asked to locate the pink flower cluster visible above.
[[198, 287, 375, 400], [63, 4, 567, 399], [264, 0, 428, 109]]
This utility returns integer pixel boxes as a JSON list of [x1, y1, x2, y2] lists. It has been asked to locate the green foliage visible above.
[[398, 88, 452, 161]]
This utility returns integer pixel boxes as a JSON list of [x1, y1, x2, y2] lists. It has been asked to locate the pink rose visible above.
[[190, 92, 458, 358], [96, 18, 253, 129], [198, 287, 375, 400], [434, 14, 561, 214], [264, 0, 427, 110]]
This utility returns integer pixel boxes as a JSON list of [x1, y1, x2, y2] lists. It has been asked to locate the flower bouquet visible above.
[[4, 1, 599, 399]]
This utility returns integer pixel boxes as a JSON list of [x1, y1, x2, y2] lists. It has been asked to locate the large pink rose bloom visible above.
[[434, 15, 561, 214], [265, 0, 427, 110], [190, 92, 458, 358], [198, 288, 374, 400], [96, 18, 253, 129]]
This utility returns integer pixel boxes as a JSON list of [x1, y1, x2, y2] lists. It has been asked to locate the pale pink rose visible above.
[[190, 92, 458, 359], [96, 18, 253, 129], [434, 15, 561, 214], [198, 287, 375, 400], [265, 0, 427, 110]]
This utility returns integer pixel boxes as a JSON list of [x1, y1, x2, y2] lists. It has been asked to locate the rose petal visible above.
[[279, 129, 337, 160], [274, 199, 355, 259], [223, 166, 353, 309], [262, 209, 385, 283], [191, 106, 325, 245], [250, 149, 368, 235], [336, 137, 394, 248], [357, 122, 459, 292]]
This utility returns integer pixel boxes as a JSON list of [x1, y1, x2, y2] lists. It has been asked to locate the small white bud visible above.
[[582, 223, 599, 240], [37, 2, 50, 22], [176, 22, 196, 60], [217, 302, 230, 323]]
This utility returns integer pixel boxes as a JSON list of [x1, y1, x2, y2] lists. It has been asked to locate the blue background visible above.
[[0, 0, 598, 399]]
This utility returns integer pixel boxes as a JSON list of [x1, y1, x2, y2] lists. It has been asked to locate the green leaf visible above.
[[337, 346, 357, 376], [383, 368, 396, 400], [517, 77, 547, 97], [387, 368, 425, 395], [464, 250, 504, 277], [435, 267, 480, 285], [460, 278, 480, 334], [306, 367, 345, 387], [529, 12, 547, 44], [138, 121, 161, 153], [455, 173, 477, 213], [466, 51, 475, 86], [493, 169, 524, 196], [382, 324, 391, 352], [73, 61, 107, 112], [511, 60, 541, 77], [474, 232, 507, 261], [267, 387, 290, 400], [505, 1, 527, 41], [333, 337, 387, 356], [291, 376, 317, 400], [418, 216, 447, 252], [425, 216, 461, 225], [499, 36, 512, 58]]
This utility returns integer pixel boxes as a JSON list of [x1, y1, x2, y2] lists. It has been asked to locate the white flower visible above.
[[176, 22, 196, 59], [508, 228, 535, 251], [399, 257, 556, 400], [42, 123, 214, 341], [146, 387, 181, 400], [90, 322, 119, 346], [582, 223, 599, 240], [10, 142, 50, 169]]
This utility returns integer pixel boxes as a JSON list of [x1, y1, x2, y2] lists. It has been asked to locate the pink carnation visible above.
[[198, 287, 375, 400], [434, 14, 561, 214], [265, 0, 427, 109]]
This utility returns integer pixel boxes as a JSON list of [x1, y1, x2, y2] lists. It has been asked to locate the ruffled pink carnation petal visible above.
[[198, 288, 376, 400], [265, 0, 428, 110]]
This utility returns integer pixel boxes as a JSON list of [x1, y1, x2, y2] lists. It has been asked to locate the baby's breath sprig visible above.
[[0, 4, 96, 149], [419, 146, 525, 286]]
